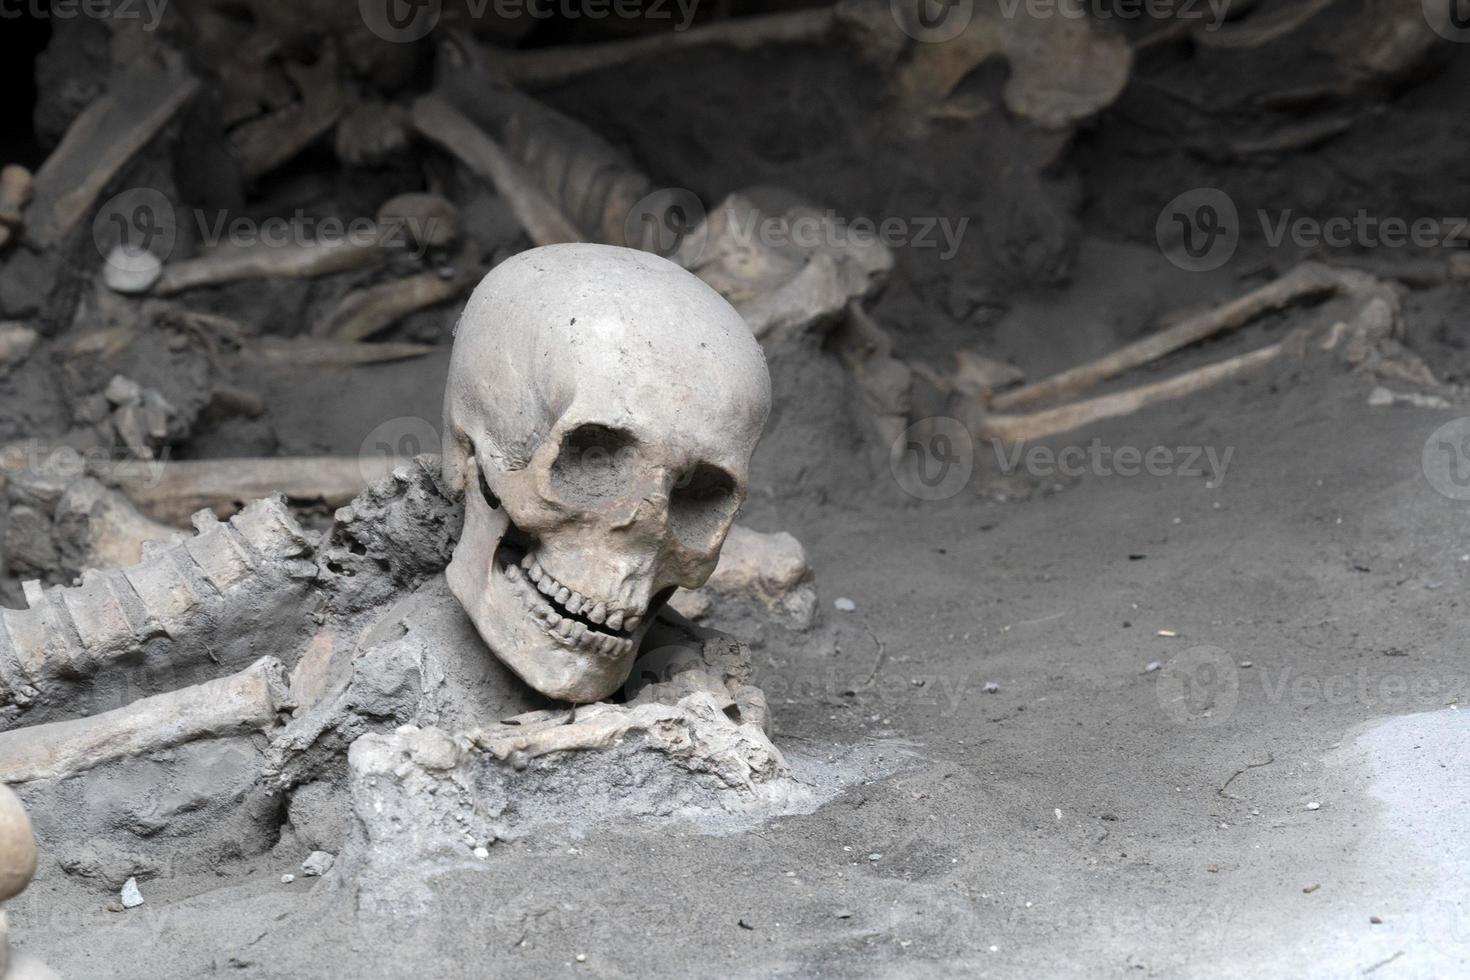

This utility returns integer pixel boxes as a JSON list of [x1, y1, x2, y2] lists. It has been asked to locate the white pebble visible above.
[[1306, 802, 1321, 811], [120, 877, 144, 909], [575, 954, 587, 963], [280, 873, 295, 884], [982, 681, 1000, 694], [1145, 661, 1162, 673], [102, 244, 162, 294], [473, 846, 490, 859], [867, 852, 882, 861], [834, 597, 857, 612]]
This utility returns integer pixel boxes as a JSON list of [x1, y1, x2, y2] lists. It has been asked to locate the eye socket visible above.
[[549, 424, 638, 507], [670, 463, 739, 548]]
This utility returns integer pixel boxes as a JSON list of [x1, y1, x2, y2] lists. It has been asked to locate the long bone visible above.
[[989, 263, 1375, 412], [25, 54, 200, 249], [971, 263, 1425, 443], [0, 657, 290, 784]]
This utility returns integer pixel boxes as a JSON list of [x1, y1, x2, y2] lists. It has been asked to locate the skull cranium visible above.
[[443, 244, 772, 703]]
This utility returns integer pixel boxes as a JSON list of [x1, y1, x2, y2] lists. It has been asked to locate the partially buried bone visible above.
[[970, 263, 1433, 442], [313, 245, 480, 342], [671, 524, 819, 632], [154, 235, 383, 295], [0, 657, 290, 784], [496, 2, 1129, 130], [0, 325, 37, 373], [0, 167, 32, 250], [24, 54, 199, 249], [0, 786, 56, 980], [111, 456, 396, 525]]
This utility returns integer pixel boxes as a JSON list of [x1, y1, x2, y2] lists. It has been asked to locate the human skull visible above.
[[443, 244, 772, 703]]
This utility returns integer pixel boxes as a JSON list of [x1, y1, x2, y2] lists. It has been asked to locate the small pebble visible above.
[[835, 910, 853, 919], [1303, 883, 1320, 894], [1157, 629, 1178, 637], [982, 681, 1000, 694], [281, 873, 295, 884], [120, 877, 144, 909], [575, 954, 587, 963], [1370, 916, 1383, 924], [473, 846, 490, 859], [1145, 661, 1162, 673], [834, 597, 856, 612], [1306, 802, 1321, 811], [1239, 661, 1253, 668], [867, 852, 882, 861]]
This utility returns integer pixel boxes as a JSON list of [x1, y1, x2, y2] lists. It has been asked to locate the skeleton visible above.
[[0, 246, 813, 910]]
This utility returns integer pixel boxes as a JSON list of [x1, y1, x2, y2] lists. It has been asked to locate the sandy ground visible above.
[[6, 234, 1468, 978]]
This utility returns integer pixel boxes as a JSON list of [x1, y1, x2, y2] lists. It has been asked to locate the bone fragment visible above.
[[247, 336, 436, 366], [977, 342, 1286, 443], [0, 657, 290, 784], [500, 9, 837, 87], [411, 95, 583, 247], [314, 263, 478, 342], [991, 263, 1352, 411], [0, 325, 38, 372], [673, 525, 819, 630], [0, 785, 36, 902], [376, 192, 460, 249], [25, 56, 199, 248], [0, 165, 32, 248], [155, 237, 383, 295], [1192, 0, 1337, 49], [111, 457, 395, 526], [227, 49, 345, 180]]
